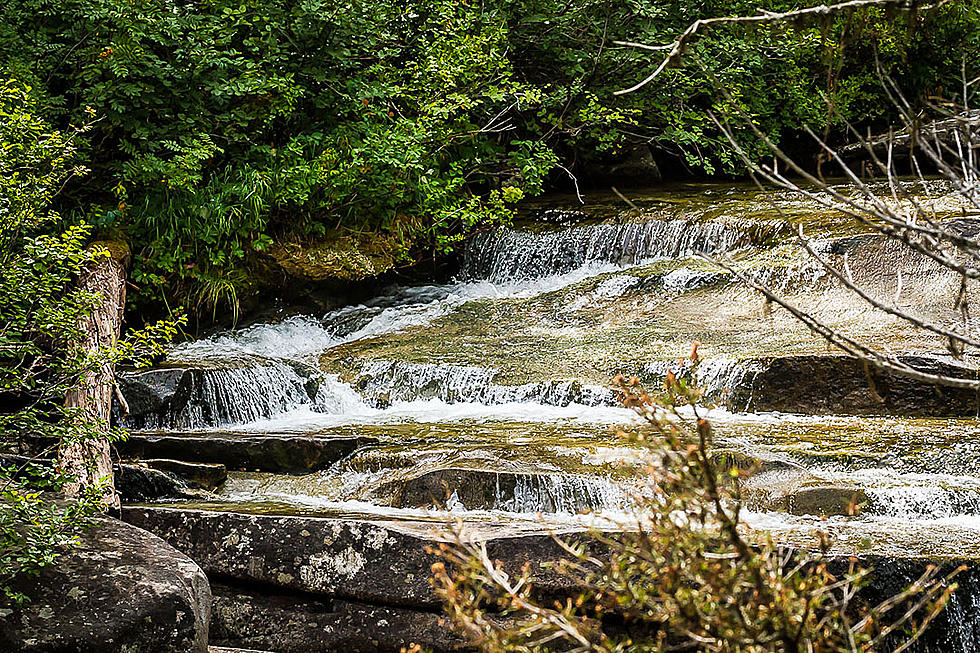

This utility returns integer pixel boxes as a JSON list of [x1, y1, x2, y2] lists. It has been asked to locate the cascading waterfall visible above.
[[131, 362, 311, 430], [865, 485, 980, 519], [642, 357, 767, 407], [119, 358, 367, 430], [353, 359, 615, 407], [460, 218, 747, 283]]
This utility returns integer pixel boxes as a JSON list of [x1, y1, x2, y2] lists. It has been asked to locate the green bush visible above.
[[0, 78, 180, 604], [1, 0, 976, 316]]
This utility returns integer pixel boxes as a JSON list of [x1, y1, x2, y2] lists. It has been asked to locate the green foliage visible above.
[[0, 78, 106, 604], [0, 465, 104, 605], [0, 0, 977, 316], [0, 79, 181, 604], [434, 356, 959, 651]]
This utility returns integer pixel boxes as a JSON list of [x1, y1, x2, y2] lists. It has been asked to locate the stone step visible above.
[[144, 458, 228, 490], [117, 433, 377, 474], [122, 506, 593, 610], [116, 462, 207, 503], [210, 582, 465, 653]]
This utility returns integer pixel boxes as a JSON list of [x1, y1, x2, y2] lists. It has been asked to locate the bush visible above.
[[0, 78, 179, 603]]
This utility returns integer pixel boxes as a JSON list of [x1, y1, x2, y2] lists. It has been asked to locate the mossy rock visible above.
[[267, 232, 400, 282]]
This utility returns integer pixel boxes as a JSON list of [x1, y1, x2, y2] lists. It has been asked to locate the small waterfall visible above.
[[353, 360, 615, 407], [494, 473, 634, 514], [118, 358, 365, 430], [460, 219, 748, 283], [865, 485, 980, 519], [642, 357, 766, 408]]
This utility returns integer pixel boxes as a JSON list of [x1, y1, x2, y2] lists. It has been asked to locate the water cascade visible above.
[[113, 185, 980, 651], [460, 217, 750, 283]]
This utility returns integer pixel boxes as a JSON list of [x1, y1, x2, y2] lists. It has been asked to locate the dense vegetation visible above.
[[2, 0, 977, 322], [0, 81, 177, 602], [0, 81, 107, 602]]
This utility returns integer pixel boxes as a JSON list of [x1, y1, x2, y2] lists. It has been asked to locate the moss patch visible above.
[[267, 231, 400, 282]]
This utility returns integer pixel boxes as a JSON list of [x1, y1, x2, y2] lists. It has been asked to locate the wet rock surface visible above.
[[723, 355, 980, 416], [118, 433, 375, 474], [145, 458, 228, 490], [0, 516, 211, 652], [746, 478, 869, 517], [210, 582, 466, 652]]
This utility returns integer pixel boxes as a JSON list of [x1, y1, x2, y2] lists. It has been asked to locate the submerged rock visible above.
[[746, 479, 869, 517], [118, 434, 375, 474], [0, 517, 210, 652]]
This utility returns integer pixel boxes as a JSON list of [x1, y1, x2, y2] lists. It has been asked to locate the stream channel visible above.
[[116, 181, 980, 651]]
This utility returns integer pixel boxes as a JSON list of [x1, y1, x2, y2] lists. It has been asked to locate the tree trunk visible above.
[[59, 240, 129, 512]]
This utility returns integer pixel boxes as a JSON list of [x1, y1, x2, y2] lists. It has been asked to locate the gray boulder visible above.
[[0, 516, 211, 652], [123, 506, 591, 609]]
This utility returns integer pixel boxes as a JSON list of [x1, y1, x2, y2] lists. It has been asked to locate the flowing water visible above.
[[122, 181, 980, 648]]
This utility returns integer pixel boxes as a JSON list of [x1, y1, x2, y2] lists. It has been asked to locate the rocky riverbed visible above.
[[9, 181, 980, 651]]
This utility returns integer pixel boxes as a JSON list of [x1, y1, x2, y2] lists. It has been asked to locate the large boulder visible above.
[[0, 516, 211, 652], [122, 506, 590, 609]]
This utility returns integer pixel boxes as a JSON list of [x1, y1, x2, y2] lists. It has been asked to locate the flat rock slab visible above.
[[117, 434, 376, 474], [116, 462, 203, 502], [211, 582, 466, 652], [123, 506, 589, 609], [145, 458, 228, 490], [722, 355, 980, 416], [0, 516, 210, 652]]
